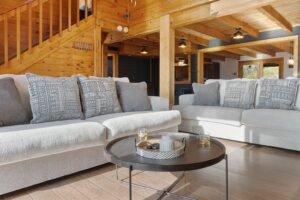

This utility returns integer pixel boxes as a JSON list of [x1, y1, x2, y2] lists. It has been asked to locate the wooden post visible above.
[[76, 0, 80, 25], [197, 51, 204, 83], [59, 0, 62, 36], [49, 0, 53, 39], [94, 24, 102, 76], [28, 3, 32, 53], [39, 0, 43, 46], [159, 15, 175, 104], [16, 7, 21, 61], [85, 0, 88, 21], [294, 36, 299, 78], [68, 0, 71, 31], [102, 44, 108, 77], [4, 14, 8, 67]]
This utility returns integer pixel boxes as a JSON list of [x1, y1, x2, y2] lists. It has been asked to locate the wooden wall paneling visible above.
[[159, 15, 175, 104], [94, 24, 102, 76]]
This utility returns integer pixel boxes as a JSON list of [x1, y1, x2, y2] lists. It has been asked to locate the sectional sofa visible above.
[[0, 74, 181, 195], [173, 79, 300, 151]]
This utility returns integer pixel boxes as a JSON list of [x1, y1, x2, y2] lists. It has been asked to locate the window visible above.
[[238, 58, 283, 79]]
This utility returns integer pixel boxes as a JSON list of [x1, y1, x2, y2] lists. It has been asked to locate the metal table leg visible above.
[[129, 166, 132, 200], [225, 154, 228, 200]]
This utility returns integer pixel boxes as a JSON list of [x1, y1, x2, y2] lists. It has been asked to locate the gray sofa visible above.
[[0, 74, 181, 195], [173, 79, 300, 151]]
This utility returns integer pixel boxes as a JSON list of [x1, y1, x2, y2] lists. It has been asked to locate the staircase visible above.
[[0, 0, 96, 74]]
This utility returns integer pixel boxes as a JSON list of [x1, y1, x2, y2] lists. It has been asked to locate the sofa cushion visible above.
[[0, 78, 30, 126], [242, 109, 300, 132], [78, 76, 121, 118], [26, 74, 82, 123], [192, 82, 220, 106], [0, 120, 106, 164], [173, 105, 243, 126], [87, 111, 181, 139], [256, 78, 298, 110], [116, 81, 152, 112], [223, 80, 256, 109], [0, 74, 32, 119]]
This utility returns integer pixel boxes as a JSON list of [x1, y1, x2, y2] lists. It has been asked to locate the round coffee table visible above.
[[105, 132, 228, 200]]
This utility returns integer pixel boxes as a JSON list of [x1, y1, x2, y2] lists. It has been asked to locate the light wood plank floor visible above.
[[1, 139, 300, 200]]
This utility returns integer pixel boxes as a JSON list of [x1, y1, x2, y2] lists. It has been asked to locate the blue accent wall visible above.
[[200, 26, 300, 77]]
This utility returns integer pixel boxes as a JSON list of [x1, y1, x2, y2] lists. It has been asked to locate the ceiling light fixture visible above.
[[233, 28, 244, 40], [140, 46, 148, 55], [178, 38, 187, 48], [288, 41, 294, 67]]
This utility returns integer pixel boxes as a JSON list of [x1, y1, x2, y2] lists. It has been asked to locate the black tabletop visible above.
[[105, 133, 226, 172]]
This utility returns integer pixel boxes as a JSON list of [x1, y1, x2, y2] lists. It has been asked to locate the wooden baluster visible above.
[[4, 14, 8, 67], [68, 0, 71, 30], [49, 0, 53, 40], [28, 3, 32, 53], [39, 0, 43, 46], [59, 0, 62, 36], [16, 7, 21, 61], [76, 0, 80, 25], [85, 0, 88, 21]]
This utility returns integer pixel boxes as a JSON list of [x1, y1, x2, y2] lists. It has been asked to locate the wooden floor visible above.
[[1, 139, 300, 200]]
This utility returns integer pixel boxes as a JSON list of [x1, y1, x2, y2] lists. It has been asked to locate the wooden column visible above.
[[197, 51, 204, 83], [159, 15, 175, 104], [28, 3, 32, 52], [49, 0, 53, 39], [94, 24, 102, 77], [294, 36, 299, 78], [39, 0, 43, 46], [68, 0, 71, 31], [59, 0, 62, 36], [4, 14, 8, 67]]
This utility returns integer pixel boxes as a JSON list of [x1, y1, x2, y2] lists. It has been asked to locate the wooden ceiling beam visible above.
[[271, 42, 292, 54], [176, 28, 209, 46], [186, 23, 231, 42], [248, 46, 276, 57], [204, 53, 226, 61], [123, 38, 159, 48], [218, 15, 259, 38], [212, 51, 240, 60], [259, 5, 293, 32], [226, 48, 257, 58]]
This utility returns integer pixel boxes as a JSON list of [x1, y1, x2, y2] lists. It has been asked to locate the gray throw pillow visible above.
[[192, 82, 220, 106], [256, 79, 298, 110], [116, 82, 152, 112], [26, 74, 82, 123], [78, 76, 121, 118], [0, 78, 30, 126], [223, 80, 256, 109]]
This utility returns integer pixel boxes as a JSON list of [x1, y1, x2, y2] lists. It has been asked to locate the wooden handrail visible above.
[[1, 0, 95, 67]]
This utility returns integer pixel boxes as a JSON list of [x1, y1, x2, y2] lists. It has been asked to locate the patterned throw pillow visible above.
[[223, 80, 257, 109], [78, 76, 121, 118], [26, 74, 82, 123], [256, 79, 298, 110]]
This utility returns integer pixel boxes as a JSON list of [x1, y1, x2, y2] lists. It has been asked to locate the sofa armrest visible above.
[[149, 96, 169, 111], [179, 94, 194, 105]]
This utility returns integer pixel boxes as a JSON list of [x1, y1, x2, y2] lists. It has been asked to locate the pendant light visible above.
[[233, 28, 244, 40], [288, 41, 294, 66], [140, 46, 148, 55], [178, 38, 187, 48]]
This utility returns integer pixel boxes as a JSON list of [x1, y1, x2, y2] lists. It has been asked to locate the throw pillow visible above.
[[0, 78, 30, 126], [26, 74, 82, 123], [256, 78, 298, 110], [116, 81, 152, 112], [192, 82, 220, 106], [223, 80, 257, 109], [78, 76, 121, 118]]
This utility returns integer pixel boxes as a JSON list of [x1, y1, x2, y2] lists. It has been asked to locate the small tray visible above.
[[135, 138, 186, 160]]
